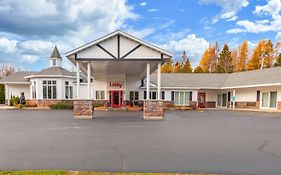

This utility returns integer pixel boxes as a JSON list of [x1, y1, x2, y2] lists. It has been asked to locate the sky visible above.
[[0, 0, 280, 71]]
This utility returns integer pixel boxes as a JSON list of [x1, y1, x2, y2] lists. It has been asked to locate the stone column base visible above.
[[74, 100, 93, 119], [143, 100, 164, 120]]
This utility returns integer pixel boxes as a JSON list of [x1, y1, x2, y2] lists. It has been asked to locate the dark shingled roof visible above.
[[32, 66, 75, 77], [50, 46, 62, 59], [0, 71, 36, 83]]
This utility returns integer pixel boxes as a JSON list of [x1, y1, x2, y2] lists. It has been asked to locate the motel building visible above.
[[1, 30, 281, 119]]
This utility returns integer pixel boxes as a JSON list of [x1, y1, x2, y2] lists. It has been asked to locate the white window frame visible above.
[[96, 90, 105, 100], [31, 81, 36, 99], [65, 81, 73, 99], [173, 91, 191, 106], [260, 91, 277, 109], [42, 80, 57, 99]]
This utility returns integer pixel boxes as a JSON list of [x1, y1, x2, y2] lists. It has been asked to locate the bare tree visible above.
[[0, 65, 16, 79]]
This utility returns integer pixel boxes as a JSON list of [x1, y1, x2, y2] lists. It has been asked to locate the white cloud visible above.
[[227, 0, 281, 34], [22, 55, 38, 63], [0, 37, 17, 53], [226, 16, 238, 21], [199, 0, 249, 22], [140, 2, 147, 6], [148, 9, 158, 12], [125, 27, 155, 38], [227, 28, 246, 34], [161, 34, 209, 66], [254, 0, 281, 17], [276, 32, 281, 40], [0, 0, 139, 70], [20, 40, 53, 53]]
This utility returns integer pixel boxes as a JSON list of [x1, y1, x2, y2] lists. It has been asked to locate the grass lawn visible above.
[[0, 171, 222, 175]]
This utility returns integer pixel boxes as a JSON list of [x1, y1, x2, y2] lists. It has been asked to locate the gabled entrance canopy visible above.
[[65, 30, 172, 79]]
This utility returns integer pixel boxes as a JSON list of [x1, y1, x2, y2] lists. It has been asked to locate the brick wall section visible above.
[[235, 101, 258, 109], [73, 100, 93, 119], [27, 99, 74, 107], [206, 101, 216, 108], [143, 100, 164, 120]]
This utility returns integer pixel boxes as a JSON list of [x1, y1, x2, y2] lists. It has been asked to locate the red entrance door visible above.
[[110, 90, 122, 108], [198, 93, 206, 108]]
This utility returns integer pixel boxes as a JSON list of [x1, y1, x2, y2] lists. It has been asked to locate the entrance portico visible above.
[[65, 30, 173, 119]]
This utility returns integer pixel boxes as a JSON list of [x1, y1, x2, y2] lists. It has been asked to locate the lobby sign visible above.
[[109, 82, 123, 89]]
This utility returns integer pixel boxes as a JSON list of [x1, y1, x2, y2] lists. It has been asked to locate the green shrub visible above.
[[10, 96, 20, 106], [0, 84, 5, 104], [49, 102, 73, 110], [93, 103, 104, 109]]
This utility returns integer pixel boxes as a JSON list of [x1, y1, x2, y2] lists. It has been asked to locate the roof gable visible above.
[[65, 30, 173, 59]]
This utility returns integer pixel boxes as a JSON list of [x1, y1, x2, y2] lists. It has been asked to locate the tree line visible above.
[[161, 40, 281, 73]]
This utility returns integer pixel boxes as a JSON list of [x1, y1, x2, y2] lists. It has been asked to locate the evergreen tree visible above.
[[193, 66, 204, 73], [238, 40, 248, 72], [216, 44, 233, 73], [180, 51, 192, 73]]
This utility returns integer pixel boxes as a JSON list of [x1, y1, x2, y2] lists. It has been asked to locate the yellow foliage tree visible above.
[[247, 39, 265, 70], [263, 40, 274, 68], [231, 49, 239, 72], [161, 58, 173, 73], [172, 62, 182, 73], [198, 47, 211, 72], [237, 40, 248, 72]]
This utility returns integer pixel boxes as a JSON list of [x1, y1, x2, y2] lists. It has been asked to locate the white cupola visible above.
[[49, 46, 62, 67]]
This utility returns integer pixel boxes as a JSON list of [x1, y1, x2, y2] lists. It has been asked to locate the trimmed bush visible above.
[[93, 103, 104, 109], [49, 102, 73, 110], [10, 96, 20, 106], [0, 84, 4, 104]]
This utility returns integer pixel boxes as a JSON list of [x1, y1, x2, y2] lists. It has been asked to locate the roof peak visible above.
[[50, 46, 62, 60]]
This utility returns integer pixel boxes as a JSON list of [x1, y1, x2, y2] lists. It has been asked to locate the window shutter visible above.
[[189, 91, 192, 101]]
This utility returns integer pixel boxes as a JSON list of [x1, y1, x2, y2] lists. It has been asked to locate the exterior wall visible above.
[[5, 84, 31, 100], [30, 77, 76, 100]]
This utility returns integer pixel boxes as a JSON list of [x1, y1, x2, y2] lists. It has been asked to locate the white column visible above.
[[157, 62, 161, 100], [146, 63, 150, 100], [76, 62, 80, 99], [87, 62, 91, 99], [232, 89, 236, 109]]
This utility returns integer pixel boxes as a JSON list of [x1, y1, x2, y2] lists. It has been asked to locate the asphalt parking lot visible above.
[[0, 109, 281, 175]]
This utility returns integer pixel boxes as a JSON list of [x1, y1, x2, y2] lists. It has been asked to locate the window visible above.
[[189, 92, 192, 101], [151, 91, 157, 99], [65, 81, 73, 99], [129, 91, 139, 101], [32, 81, 36, 99], [96, 91, 105, 100], [173, 91, 191, 106], [261, 91, 277, 108], [161, 91, 165, 100], [43, 80, 57, 99], [144, 91, 165, 100], [171, 91, 174, 101], [217, 93, 227, 107], [257, 91, 260, 101]]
